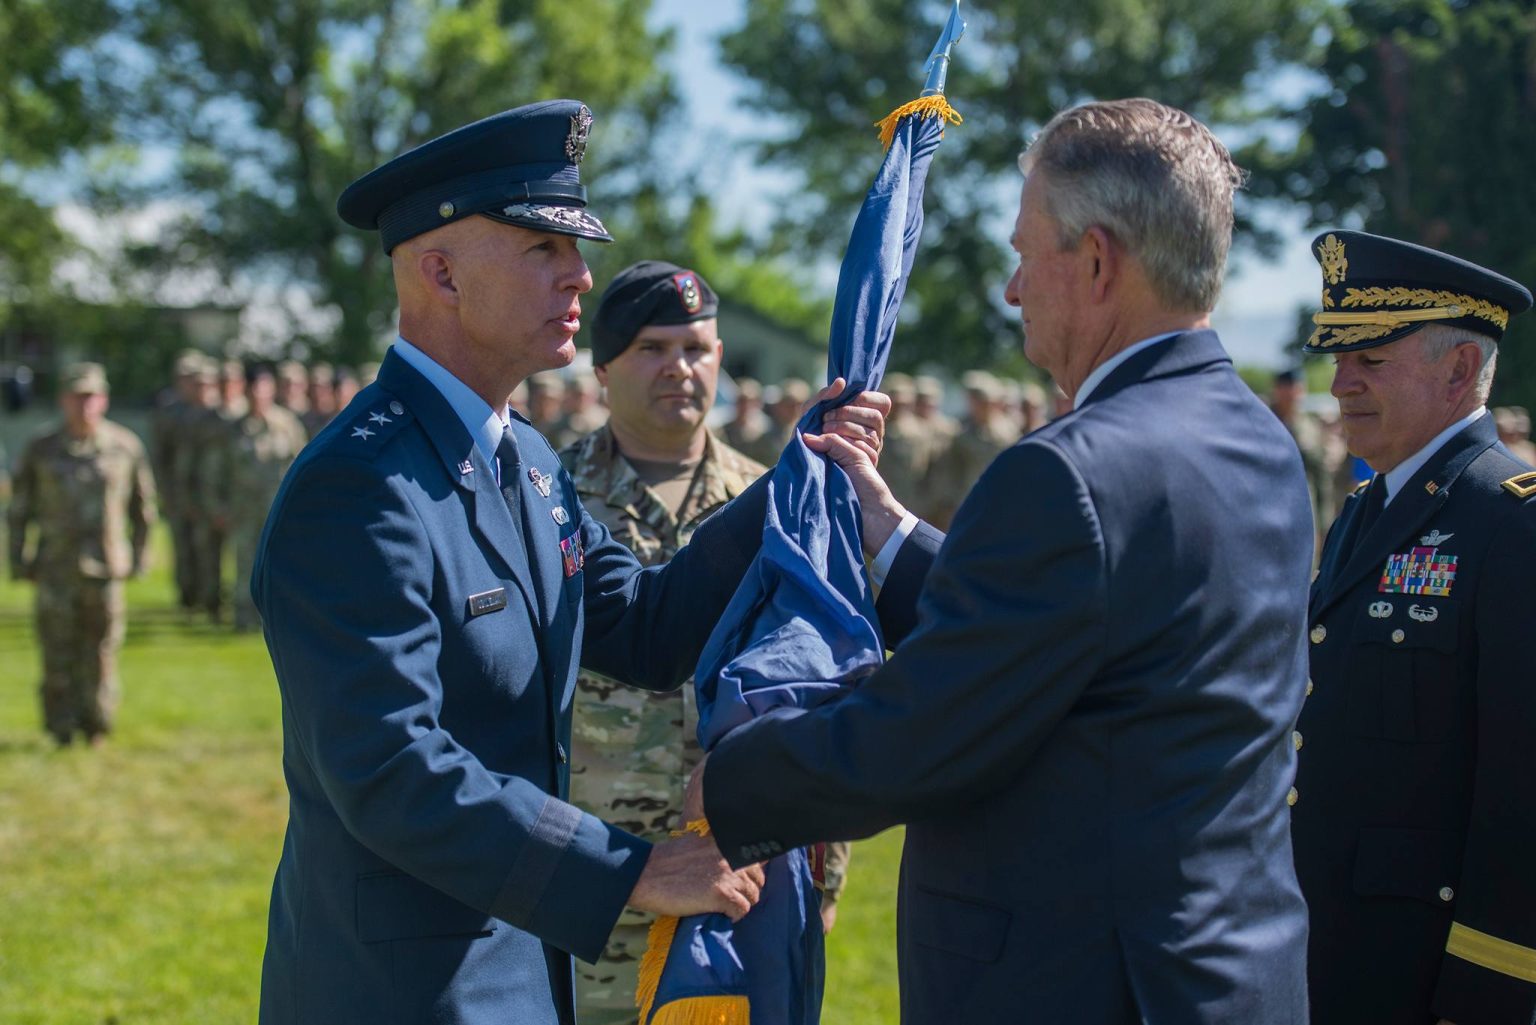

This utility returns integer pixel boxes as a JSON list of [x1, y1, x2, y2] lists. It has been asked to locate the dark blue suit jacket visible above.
[[705, 331, 1314, 1024], [1295, 413, 1536, 1025], [252, 350, 935, 1025]]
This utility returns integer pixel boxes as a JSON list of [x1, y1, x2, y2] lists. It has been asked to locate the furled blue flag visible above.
[[636, 7, 965, 1024]]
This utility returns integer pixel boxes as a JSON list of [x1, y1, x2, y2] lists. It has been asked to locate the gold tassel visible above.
[[637, 818, 747, 1023], [874, 95, 963, 150], [652, 996, 752, 1025], [636, 913, 680, 1025]]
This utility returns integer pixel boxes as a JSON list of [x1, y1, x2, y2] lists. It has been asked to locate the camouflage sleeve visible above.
[[822, 840, 852, 902], [130, 441, 157, 568], [200, 422, 233, 523], [7, 440, 36, 577]]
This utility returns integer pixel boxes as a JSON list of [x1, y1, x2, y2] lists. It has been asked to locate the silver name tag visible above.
[[467, 588, 508, 618]]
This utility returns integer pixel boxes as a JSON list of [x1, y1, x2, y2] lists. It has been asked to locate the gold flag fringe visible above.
[[636, 912, 680, 1025], [875, 95, 963, 150], [636, 818, 750, 1024]]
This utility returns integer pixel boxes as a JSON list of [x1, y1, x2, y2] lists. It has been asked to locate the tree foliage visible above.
[[109, 0, 681, 365], [718, 0, 1322, 372], [0, 0, 120, 319], [1245, 0, 1536, 408]]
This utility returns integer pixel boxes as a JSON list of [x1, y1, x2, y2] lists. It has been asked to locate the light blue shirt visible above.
[[1382, 406, 1488, 505], [393, 338, 514, 484], [1074, 332, 1183, 409]]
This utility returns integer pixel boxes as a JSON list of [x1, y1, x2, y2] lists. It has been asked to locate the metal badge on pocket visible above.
[[467, 587, 508, 618]]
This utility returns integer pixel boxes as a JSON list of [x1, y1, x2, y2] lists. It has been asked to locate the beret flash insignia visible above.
[[673, 271, 702, 314]]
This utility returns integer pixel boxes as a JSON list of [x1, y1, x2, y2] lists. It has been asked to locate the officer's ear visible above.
[[593, 363, 609, 389], [1444, 341, 1484, 402], [416, 249, 459, 307]]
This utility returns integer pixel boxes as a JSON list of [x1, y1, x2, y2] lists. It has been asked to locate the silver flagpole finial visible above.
[[920, 1, 967, 96]]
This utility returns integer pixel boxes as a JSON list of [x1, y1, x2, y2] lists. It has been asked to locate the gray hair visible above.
[[1416, 323, 1498, 404], [1018, 98, 1246, 312]]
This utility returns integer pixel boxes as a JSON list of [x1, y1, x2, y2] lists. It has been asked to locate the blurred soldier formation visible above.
[[0, 353, 376, 746]]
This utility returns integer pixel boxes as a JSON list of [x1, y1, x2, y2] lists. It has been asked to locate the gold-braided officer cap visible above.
[[1304, 229, 1532, 354]]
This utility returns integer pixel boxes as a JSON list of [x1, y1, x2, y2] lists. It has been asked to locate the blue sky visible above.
[[648, 0, 1322, 370]]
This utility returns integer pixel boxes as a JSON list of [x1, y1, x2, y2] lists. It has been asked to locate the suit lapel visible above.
[[1311, 415, 1499, 617], [376, 350, 540, 629]]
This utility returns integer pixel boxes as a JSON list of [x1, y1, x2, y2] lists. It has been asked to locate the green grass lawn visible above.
[[0, 529, 903, 1023]]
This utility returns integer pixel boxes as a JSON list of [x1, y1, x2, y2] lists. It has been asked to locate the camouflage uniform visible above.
[[209, 403, 308, 629], [1274, 406, 1337, 561], [559, 425, 850, 1024], [148, 352, 209, 610], [8, 416, 155, 742], [189, 387, 249, 619]]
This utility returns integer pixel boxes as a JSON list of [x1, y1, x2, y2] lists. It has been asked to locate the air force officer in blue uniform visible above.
[[691, 99, 1315, 1024], [252, 101, 926, 1025]]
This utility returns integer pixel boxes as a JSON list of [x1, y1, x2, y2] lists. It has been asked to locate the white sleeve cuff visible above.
[[869, 511, 919, 590]]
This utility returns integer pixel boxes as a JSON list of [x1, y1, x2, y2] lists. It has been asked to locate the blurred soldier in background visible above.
[[334, 365, 363, 410], [8, 363, 156, 746], [170, 358, 221, 620], [720, 376, 780, 466], [1019, 379, 1048, 434], [563, 261, 851, 1024], [191, 360, 248, 621], [559, 373, 607, 448], [1495, 405, 1536, 463], [526, 373, 566, 448], [879, 372, 930, 510], [767, 377, 811, 451], [926, 370, 1017, 528], [149, 350, 209, 611], [303, 361, 338, 437], [276, 360, 312, 427], [209, 364, 308, 631], [1270, 366, 1337, 559]]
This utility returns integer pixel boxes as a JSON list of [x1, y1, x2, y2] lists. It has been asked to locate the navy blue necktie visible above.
[[1352, 474, 1386, 552], [496, 427, 522, 521]]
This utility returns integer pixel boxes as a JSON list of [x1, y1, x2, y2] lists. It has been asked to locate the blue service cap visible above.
[[336, 99, 613, 253], [1305, 230, 1531, 353]]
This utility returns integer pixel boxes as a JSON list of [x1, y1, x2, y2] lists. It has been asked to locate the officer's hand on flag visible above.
[[626, 829, 766, 922], [808, 377, 891, 466]]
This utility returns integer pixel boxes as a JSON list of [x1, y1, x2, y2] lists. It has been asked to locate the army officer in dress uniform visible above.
[[252, 101, 929, 1025], [1294, 230, 1536, 1025]]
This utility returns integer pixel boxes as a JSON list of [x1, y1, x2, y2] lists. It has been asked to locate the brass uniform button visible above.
[[1293, 731, 1304, 751], [1392, 629, 1406, 644], [1306, 680, 1314, 697], [1310, 625, 1327, 644], [1439, 886, 1455, 902], [1287, 787, 1299, 807]]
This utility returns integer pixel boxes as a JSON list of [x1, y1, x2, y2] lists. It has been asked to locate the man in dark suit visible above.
[[252, 100, 931, 1025], [1294, 230, 1536, 1025], [686, 98, 1314, 1023]]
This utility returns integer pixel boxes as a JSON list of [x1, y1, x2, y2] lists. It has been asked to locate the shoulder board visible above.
[[328, 395, 413, 461], [1502, 471, 1536, 498]]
